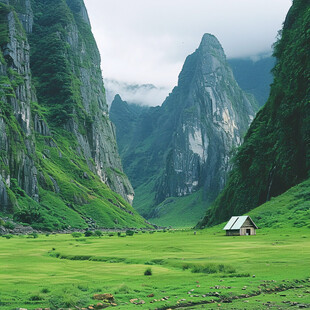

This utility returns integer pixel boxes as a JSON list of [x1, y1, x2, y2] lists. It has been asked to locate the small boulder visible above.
[[93, 294, 114, 302]]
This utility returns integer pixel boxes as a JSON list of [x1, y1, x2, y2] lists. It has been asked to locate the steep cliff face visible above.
[[0, 0, 146, 230], [110, 34, 257, 221], [0, 0, 38, 213], [198, 0, 310, 227], [155, 34, 256, 203]]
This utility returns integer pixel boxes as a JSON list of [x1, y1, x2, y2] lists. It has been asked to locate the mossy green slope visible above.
[[248, 178, 310, 230], [198, 0, 310, 227], [0, 0, 149, 230]]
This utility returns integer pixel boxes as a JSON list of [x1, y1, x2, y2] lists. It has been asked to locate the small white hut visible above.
[[223, 215, 258, 236]]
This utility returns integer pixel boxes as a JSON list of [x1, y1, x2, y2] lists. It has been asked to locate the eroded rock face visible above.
[[0, 0, 134, 220], [155, 34, 256, 202], [0, 2, 38, 208], [110, 34, 257, 217]]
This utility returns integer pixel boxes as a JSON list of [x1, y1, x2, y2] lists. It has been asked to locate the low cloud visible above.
[[105, 79, 171, 107]]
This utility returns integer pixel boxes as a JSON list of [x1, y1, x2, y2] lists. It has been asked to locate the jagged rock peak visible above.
[[199, 33, 224, 52], [113, 94, 123, 102]]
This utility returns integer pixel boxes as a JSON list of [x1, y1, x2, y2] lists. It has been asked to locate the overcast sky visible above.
[[83, 0, 292, 105]]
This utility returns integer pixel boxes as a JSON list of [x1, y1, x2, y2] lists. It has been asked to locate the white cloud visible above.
[[84, 0, 292, 101], [104, 79, 171, 107]]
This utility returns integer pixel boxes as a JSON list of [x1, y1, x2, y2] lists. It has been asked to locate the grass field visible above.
[[0, 225, 309, 310]]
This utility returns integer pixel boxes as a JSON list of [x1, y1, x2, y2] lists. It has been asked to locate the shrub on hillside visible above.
[[13, 206, 43, 224], [27, 232, 39, 239], [84, 230, 93, 237], [94, 230, 103, 237], [126, 230, 134, 236], [144, 268, 152, 276], [71, 232, 83, 238], [3, 221, 15, 229], [1, 234, 13, 239]]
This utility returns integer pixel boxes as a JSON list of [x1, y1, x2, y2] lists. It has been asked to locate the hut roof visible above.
[[223, 215, 258, 230]]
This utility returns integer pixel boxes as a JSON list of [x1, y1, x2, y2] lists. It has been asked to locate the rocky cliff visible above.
[[0, 0, 148, 230], [198, 0, 310, 227], [110, 34, 257, 221]]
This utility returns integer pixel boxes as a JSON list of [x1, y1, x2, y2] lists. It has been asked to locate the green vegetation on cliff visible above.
[[0, 0, 147, 230], [198, 0, 310, 227]]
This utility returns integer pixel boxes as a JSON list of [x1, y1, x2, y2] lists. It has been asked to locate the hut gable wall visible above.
[[241, 218, 254, 228]]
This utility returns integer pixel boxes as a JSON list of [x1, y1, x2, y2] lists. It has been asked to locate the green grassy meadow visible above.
[[0, 226, 309, 309]]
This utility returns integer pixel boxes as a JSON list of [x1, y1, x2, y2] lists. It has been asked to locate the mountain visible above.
[[110, 34, 257, 223], [198, 0, 310, 228], [0, 0, 150, 230], [228, 56, 275, 107], [109, 95, 148, 156]]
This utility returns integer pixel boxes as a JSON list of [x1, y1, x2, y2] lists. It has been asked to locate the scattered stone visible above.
[[129, 299, 138, 304], [147, 293, 154, 297], [93, 294, 114, 302], [94, 302, 109, 309]]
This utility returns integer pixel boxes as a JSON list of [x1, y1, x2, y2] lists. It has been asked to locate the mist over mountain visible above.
[[105, 79, 170, 107], [228, 56, 275, 107], [106, 55, 274, 110]]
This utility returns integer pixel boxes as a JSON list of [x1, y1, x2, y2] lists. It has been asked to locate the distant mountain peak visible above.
[[198, 33, 225, 60]]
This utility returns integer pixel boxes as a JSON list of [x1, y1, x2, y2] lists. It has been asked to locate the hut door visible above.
[[246, 229, 251, 235]]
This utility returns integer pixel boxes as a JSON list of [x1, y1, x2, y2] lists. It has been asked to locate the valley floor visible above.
[[0, 227, 309, 309]]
